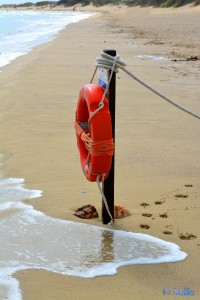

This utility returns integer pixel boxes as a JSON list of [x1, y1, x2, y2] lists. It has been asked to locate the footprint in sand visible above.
[[142, 213, 152, 217], [179, 233, 197, 240], [140, 203, 150, 208], [140, 224, 150, 229], [159, 213, 168, 218], [163, 225, 173, 235], [163, 231, 172, 235], [154, 200, 165, 205], [175, 194, 188, 199], [175, 184, 194, 198]]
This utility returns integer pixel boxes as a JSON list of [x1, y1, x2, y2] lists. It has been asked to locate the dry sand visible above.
[[0, 4, 200, 300]]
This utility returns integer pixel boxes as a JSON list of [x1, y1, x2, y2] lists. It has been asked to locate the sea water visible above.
[[0, 165, 187, 300], [0, 10, 92, 69], [0, 10, 187, 300]]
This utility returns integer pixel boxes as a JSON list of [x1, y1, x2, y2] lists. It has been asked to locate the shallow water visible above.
[[0, 170, 187, 300], [0, 10, 93, 69]]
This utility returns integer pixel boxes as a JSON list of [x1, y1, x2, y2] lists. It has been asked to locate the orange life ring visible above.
[[74, 84, 114, 182]]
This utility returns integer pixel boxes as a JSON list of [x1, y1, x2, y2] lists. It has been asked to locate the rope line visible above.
[[95, 52, 200, 120], [88, 55, 118, 123], [96, 175, 114, 225], [74, 121, 114, 156]]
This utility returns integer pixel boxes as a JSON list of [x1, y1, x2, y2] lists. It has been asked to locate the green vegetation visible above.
[[57, 0, 122, 6], [57, 0, 199, 6], [0, 0, 199, 9], [160, 0, 191, 7], [17, 2, 33, 7], [123, 0, 199, 7], [35, 1, 55, 6], [57, 0, 90, 6]]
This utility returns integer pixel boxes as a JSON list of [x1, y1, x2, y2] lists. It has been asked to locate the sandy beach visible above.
[[0, 4, 200, 299]]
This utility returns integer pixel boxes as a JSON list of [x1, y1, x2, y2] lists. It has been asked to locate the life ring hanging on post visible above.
[[74, 84, 114, 182]]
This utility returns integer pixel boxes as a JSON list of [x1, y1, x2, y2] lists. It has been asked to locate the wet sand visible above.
[[0, 4, 200, 299]]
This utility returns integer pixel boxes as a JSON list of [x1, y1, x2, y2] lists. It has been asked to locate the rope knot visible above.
[[74, 121, 114, 157], [95, 52, 126, 73], [98, 101, 104, 108]]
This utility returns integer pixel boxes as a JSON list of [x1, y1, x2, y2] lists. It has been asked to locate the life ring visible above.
[[74, 84, 114, 182]]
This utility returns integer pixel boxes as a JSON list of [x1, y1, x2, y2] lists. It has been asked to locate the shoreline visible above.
[[0, 10, 94, 70], [0, 5, 200, 299]]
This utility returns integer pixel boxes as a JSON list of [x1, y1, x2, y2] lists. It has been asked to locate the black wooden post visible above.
[[102, 49, 116, 224]]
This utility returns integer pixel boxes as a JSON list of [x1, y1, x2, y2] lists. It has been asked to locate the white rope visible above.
[[95, 52, 200, 120], [96, 52, 126, 72], [83, 156, 113, 225], [96, 175, 114, 225], [84, 157, 114, 225], [88, 55, 118, 123]]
